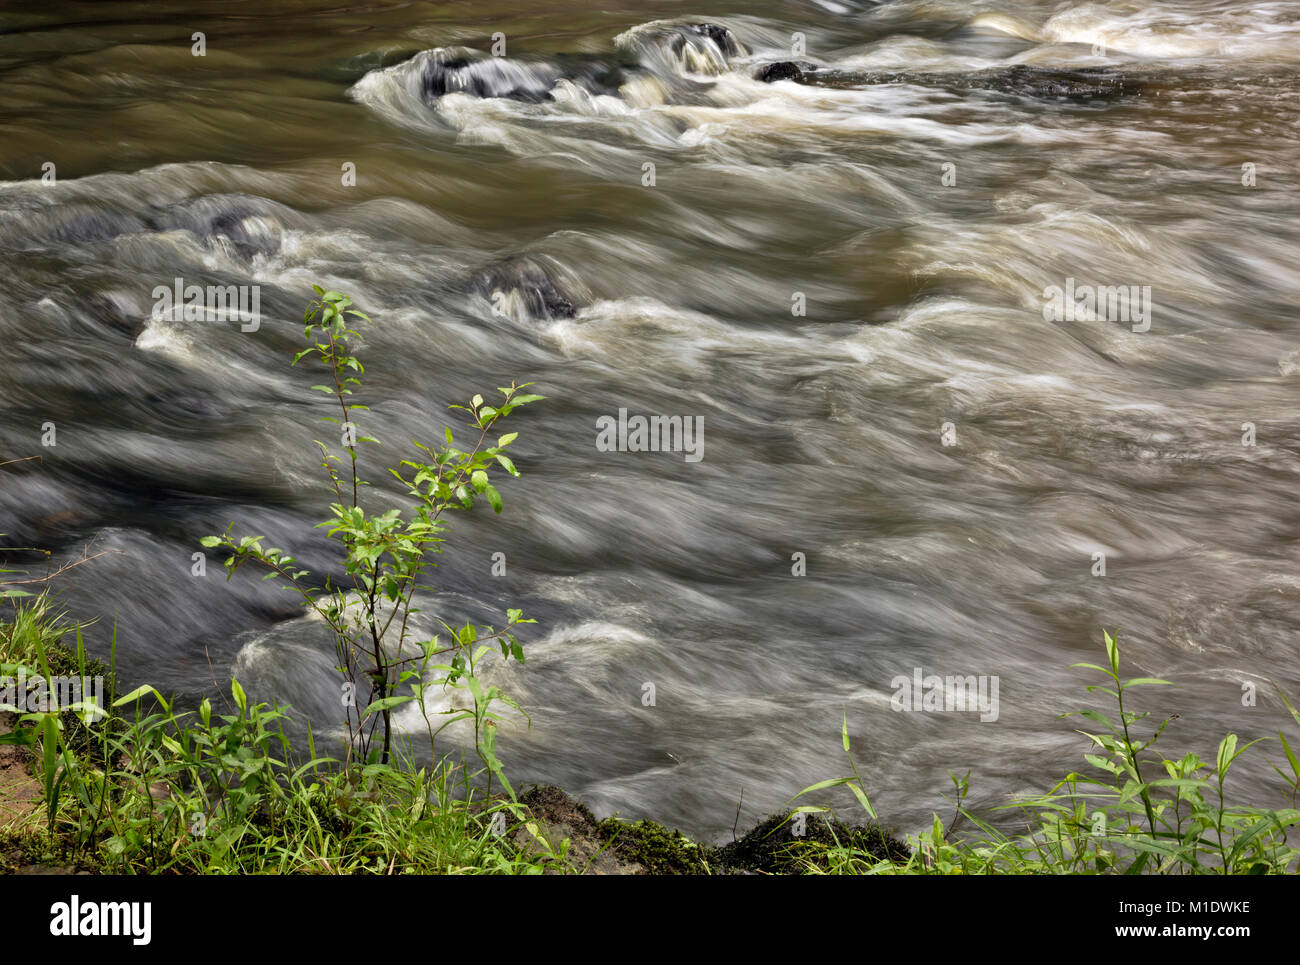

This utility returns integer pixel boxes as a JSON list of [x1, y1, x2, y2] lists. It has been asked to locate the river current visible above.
[[2, 0, 1298, 837]]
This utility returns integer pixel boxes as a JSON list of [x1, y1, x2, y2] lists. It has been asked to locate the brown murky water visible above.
[[2, 0, 1299, 837]]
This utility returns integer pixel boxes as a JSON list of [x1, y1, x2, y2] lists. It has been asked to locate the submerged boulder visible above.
[[617, 20, 746, 78], [469, 255, 584, 321], [410, 24, 744, 107], [148, 195, 287, 258], [87, 289, 148, 340], [671, 23, 743, 59], [753, 60, 820, 84], [419, 47, 625, 103], [421, 50, 561, 102]]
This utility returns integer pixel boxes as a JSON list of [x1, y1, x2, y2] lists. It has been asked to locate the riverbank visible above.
[[0, 597, 913, 875], [0, 770, 907, 876], [0, 716, 910, 876], [3, 596, 1297, 875]]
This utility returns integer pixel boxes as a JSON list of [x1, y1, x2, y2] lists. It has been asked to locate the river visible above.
[[2, 0, 1298, 839]]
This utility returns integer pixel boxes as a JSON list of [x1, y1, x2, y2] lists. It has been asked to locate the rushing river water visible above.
[[2, 0, 1299, 839]]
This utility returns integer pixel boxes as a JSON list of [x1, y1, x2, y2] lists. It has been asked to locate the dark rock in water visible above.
[[150, 195, 285, 258], [422, 52, 559, 102], [419, 48, 624, 103], [754, 61, 820, 84], [759, 62, 1137, 101], [470, 255, 584, 321], [207, 211, 270, 258], [87, 289, 147, 340], [676, 23, 743, 58], [0, 193, 287, 259], [622, 21, 744, 81]]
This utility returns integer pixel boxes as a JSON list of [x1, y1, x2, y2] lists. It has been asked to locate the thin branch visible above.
[[0, 548, 117, 587], [0, 456, 42, 470]]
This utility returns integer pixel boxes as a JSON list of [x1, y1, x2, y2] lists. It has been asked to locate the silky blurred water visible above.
[[1, 0, 1299, 838]]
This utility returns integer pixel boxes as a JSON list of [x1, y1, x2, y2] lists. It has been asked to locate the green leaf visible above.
[[1075, 709, 1116, 730], [1272, 685, 1300, 728], [484, 484, 503, 513], [1123, 852, 1151, 875], [199, 536, 222, 548], [362, 695, 414, 716], [113, 685, 169, 713], [795, 776, 856, 797], [1216, 734, 1238, 775], [1071, 662, 1115, 676], [1085, 754, 1120, 774], [41, 714, 59, 821], [1278, 731, 1300, 780], [1104, 630, 1119, 674]]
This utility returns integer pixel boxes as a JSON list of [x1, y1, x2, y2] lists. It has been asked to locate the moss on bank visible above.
[[0, 829, 95, 875], [519, 784, 909, 875], [596, 817, 713, 874], [717, 810, 910, 874]]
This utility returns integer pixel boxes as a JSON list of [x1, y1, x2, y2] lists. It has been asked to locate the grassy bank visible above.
[[3, 595, 1298, 875]]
